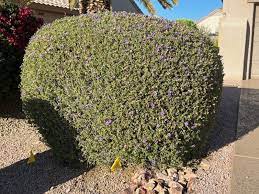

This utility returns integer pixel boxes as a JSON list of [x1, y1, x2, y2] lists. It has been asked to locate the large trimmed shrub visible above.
[[21, 12, 223, 168], [0, 3, 43, 98]]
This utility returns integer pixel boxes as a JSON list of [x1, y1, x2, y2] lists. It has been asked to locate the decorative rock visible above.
[[177, 171, 187, 186], [183, 167, 192, 174], [162, 170, 168, 176], [131, 170, 145, 182], [167, 168, 177, 177], [183, 168, 197, 182], [144, 179, 157, 191], [187, 177, 196, 193], [146, 171, 153, 180], [158, 178, 170, 189], [127, 168, 197, 194], [136, 187, 147, 194], [65, 188, 71, 193], [147, 190, 159, 194], [178, 179, 187, 187], [156, 173, 170, 183], [154, 184, 168, 194], [138, 175, 147, 186], [132, 170, 152, 186], [121, 188, 132, 194], [121, 184, 138, 194], [156, 172, 168, 180], [168, 181, 183, 194], [172, 172, 179, 182]]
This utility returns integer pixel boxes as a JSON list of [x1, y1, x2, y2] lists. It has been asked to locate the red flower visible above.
[[0, 4, 43, 51]]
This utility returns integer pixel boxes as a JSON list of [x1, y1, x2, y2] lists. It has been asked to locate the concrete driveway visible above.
[[230, 80, 259, 194]]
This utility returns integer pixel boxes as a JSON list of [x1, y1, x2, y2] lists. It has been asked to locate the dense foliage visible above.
[[21, 12, 223, 168], [0, 3, 43, 98], [176, 19, 197, 29]]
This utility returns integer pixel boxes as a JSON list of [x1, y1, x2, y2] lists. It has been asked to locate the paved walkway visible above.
[[230, 80, 259, 194]]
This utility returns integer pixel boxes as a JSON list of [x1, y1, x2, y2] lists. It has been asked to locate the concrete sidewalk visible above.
[[230, 80, 259, 194]]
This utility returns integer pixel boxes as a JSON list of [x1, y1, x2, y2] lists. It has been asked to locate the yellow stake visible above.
[[111, 157, 122, 172], [27, 150, 36, 164]]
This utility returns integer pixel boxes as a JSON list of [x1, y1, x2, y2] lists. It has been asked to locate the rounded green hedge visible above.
[[21, 12, 223, 168]]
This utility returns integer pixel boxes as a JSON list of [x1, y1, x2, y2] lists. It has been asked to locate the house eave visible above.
[[197, 8, 223, 24], [128, 0, 143, 14], [29, 2, 78, 14]]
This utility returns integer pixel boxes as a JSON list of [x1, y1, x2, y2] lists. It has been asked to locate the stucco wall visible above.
[[30, 0, 141, 24], [30, 3, 78, 23], [223, 0, 252, 18], [219, 0, 254, 80], [32, 9, 66, 23], [198, 10, 223, 34]]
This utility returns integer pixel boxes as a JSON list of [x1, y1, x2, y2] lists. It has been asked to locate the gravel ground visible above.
[[192, 86, 240, 194], [0, 98, 140, 194], [0, 86, 240, 194], [0, 116, 139, 194]]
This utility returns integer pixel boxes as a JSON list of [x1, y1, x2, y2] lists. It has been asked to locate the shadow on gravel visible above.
[[0, 150, 87, 194], [0, 92, 24, 119], [206, 86, 259, 154], [22, 99, 83, 167], [206, 86, 241, 153], [1, 86, 259, 193], [0, 98, 92, 194]]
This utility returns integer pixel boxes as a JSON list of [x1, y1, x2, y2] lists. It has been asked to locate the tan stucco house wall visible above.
[[219, 0, 259, 80], [29, 0, 142, 24], [197, 9, 223, 35]]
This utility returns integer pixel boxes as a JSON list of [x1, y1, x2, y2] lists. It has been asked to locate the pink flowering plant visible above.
[[0, 2, 43, 98]]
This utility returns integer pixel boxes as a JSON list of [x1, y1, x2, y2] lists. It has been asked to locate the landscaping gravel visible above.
[[0, 85, 239, 194], [0, 102, 138, 194], [192, 86, 240, 194]]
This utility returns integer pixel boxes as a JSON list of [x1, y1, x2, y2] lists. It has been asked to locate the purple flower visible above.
[[98, 137, 104, 141], [105, 119, 113, 126], [168, 89, 173, 98], [191, 124, 197, 129], [146, 145, 151, 151], [124, 39, 129, 44], [90, 13, 100, 21], [184, 121, 189, 127], [129, 111, 134, 116], [160, 110, 166, 116], [150, 159, 156, 166], [155, 45, 162, 52], [37, 86, 43, 93], [152, 91, 158, 97], [149, 102, 155, 109], [167, 133, 174, 140]]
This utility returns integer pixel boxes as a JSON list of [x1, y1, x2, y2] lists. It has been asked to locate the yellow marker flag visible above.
[[27, 150, 36, 164], [111, 157, 122, 172]]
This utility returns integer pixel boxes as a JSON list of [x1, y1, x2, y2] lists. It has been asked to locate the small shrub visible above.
[[0, 35, 21, 97], [176, 19, 197, 29], [21, 12, 223, 168], [0, 2, 43, 98]]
